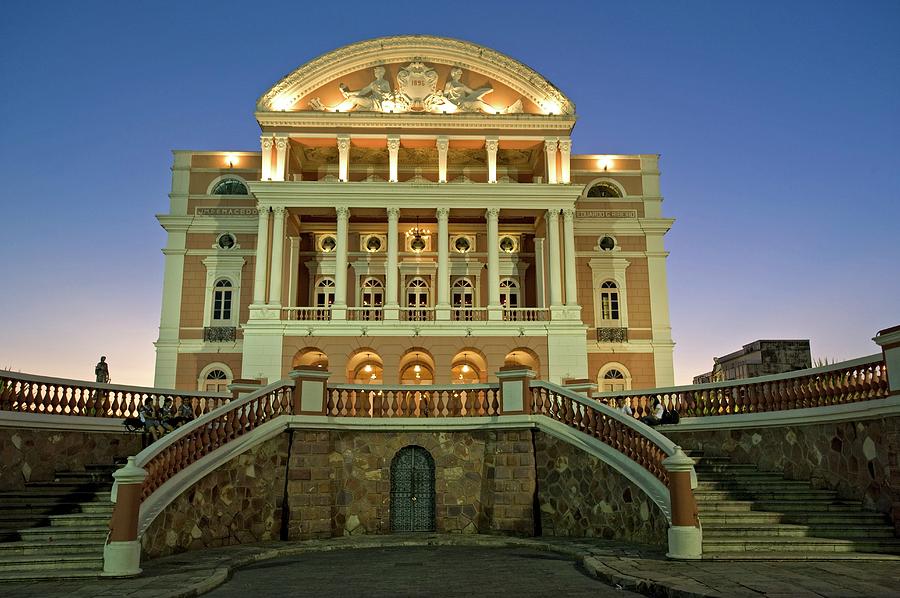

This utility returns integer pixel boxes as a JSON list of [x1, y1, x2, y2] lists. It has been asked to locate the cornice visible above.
[[255, 110, 575, 132], [256, 35, 575, 116]]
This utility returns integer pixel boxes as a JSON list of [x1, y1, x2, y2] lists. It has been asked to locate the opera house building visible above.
[[153, 35, 675, 394]]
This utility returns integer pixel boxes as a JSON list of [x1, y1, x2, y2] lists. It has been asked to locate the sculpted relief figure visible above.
[[442, 68, 494, 112], [309, 66, 393, 112]]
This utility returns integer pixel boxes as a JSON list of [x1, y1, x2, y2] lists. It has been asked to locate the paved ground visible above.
[[4, 535, 900, 597], [205, 545, 641, 597]]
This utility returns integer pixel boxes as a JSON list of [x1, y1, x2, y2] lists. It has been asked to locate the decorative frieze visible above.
[[576, 210, 638, 219]]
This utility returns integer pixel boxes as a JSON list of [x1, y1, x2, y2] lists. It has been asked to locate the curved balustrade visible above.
[[326, 383, 501, 417], [135, 381, 293, 499], [531, 380, 675, 484], [0, 370, 229, 419], [595, 354, 889, 419]]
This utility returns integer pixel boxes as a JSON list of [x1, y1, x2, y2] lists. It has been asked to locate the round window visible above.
[[366, 236, 383, 252], [410, 235, 426, 252], [454, 237, 471, 253], [321, 236, 337, 253], [217, 233, 236, 249], [599, 236, 616, 251], [499, 236, 516, 253]]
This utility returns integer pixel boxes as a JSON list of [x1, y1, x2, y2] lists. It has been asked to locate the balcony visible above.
[[204, 326, 237, 342], [279, 306, 559, 325], [502, 308, 550, 322], [597, 327, 628, 343]]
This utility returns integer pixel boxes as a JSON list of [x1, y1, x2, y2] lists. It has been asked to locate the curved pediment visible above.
[[257, 35, 574, 117]]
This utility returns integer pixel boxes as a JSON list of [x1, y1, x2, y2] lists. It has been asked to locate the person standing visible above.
[[95, 356, 110, 383]]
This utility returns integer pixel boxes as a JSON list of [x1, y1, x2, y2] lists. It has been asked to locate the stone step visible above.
[[52, 471, 113, 483], [17, 525, 109, 542], [702, 536, 900, 553], [0, 491, 111, 504], [701, 551, 900, 561], [702, 524, 897, 538], [700, 511, 891, 525], [696, 473, 788, 482], [695, 463, 758, 471], [47, 513, 111, 527], [694, 490, 838, 501], [23, 482, 109, 492], [0, 539, 105, 556], [0, 552, 103, 572], [696, 499, 862, 513], [696, 480, 816, 491], [0, 569, 102, 581]]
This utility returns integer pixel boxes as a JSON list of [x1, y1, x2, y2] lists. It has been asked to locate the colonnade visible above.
[[250, 206, 581, 321]]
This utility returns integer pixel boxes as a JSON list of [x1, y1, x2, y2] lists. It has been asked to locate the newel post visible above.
[[290, 366, 331, 415], [662, 446, 702, 560], [102, 457, 147, 576], [228, 378, 263, 401], [496, 366, 536, 414], [875, 325, 900, 395]]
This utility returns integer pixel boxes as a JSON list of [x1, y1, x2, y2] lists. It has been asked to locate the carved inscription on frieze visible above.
[[575, 210, 637, 219], [196, 207, 258, 217]]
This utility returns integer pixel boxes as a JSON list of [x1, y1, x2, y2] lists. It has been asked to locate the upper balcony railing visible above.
[[279, 306, 553, 324], [0, 370, 230, 419], [452, 307, 488, 321], [503, 308, 550, 322], [595, 354, 890, 419], [284, 307, 332, 321]]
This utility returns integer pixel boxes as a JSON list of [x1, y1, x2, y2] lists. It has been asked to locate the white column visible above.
[[260, 136, 274, 181], [534, 237, 546, 309], [268, 207, 286, 306], [273, 135, 289, 182], [385, 207, 400, 319], [333, 206, 349, 318], [546, 209, 563, 308], [544, 138, 558, 185], [388, 136, 400, 182], [486, 208, 501, 320], [436, 207, 450, 319], [437, 137, 449, 183], [252, 205, 270, 305], [647, 232, 675, 386], [288, 236, 300, 308], [486, 137, 498, 183], [562, 208, 580, 317], [337, 135, 350, 182], [558, 138, 571, 184]]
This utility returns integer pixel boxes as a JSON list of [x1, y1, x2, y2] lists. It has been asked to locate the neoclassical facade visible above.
[[153, 35, 675, 391]]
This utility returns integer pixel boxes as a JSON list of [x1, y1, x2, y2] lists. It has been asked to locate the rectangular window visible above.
[[601, 292, 620, 321]]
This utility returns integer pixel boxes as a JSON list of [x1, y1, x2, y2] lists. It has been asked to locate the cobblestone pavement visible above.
[[3, 535, 900, 597], [204, 545, 642, 598]]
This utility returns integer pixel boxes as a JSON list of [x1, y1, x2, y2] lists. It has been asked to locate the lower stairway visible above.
[[690, 452, 900, 559], [0, 464, 116, 580]]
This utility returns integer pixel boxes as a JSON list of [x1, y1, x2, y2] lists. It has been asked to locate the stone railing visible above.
[[503, 308, 550, 322], [451, 307, 488, 321], [532, 380, 674, 484], [283, 307, 332, 321], [595, 354, 889, 419], [346, 307, 383, 321], [326, 383, 501, 417], [400, 307, 435, 322], [0, 370, 230, 419]]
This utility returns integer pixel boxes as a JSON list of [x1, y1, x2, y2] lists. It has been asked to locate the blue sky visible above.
[[1, 0, 897, 385]]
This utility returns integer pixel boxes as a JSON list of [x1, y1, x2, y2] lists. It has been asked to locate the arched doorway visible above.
[[390, 446, 435, 532]]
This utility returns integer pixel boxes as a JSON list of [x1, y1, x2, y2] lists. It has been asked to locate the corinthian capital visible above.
[[436, 137, 449, 152], [260, 136, 274, 150], [336, 206, 350, 220], [546, 208, 559, 222], [337, 136, 351, 152], [256, 205, 271, 217], [558, 139, 572, 153], [562, 208, 576, 222], [387, 137, 400, 152], [485, 138, 499, 152], [485, 207, 500, 220], [272, 206, 286, 216], [275, 137, 288, 151], [436, 207, 450, 220], [387, 207, 400, 220], [544, 139, 558, 153]]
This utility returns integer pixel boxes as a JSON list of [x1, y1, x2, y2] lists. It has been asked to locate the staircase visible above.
[[689, 452, 900, 559], [0, 464, 116, 580]]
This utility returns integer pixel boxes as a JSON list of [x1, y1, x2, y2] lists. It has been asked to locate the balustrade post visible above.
[[562, 378, 597, 397], [228, 378, 263, 400], [290, 366, 331, 415], [496, 366, 535, 415], [662, 447, 702, 560], [102, 457, 147, 576], [875, 325, 900, 396]]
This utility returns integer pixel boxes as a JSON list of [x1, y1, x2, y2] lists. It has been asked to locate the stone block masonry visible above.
[[142, 427, 666, 558]]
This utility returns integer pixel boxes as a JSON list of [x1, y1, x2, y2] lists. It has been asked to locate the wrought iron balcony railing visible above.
[[204, 326, 237, 342], [597, 327, 628, 343]]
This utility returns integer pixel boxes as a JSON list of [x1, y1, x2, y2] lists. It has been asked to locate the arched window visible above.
[[315, 278, 336, 315], [212, 279, 233, 322], [212, 178, 249, 195], [602, 368, 626, 392], [360, 278, 384, 321], [600, 281, 620, 322], [406, 278, 429, 321], [199, 366, 233, 392], [499, 279, 520, 309], [587, 182, 622, 198], [452, 278, 475, 320]]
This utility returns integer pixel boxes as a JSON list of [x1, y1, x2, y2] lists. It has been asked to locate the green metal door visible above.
[[390, 446, 435, 532]]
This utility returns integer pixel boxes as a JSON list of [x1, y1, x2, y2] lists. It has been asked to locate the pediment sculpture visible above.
[[307, 63, 523, 115]]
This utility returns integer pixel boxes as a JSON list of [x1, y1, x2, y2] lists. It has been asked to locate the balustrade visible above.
[[503, 308, 550, 322], [451, 307, 487, 321], [400, 307, 435, 322], [596, 354, 889, 419], [346, 307, 383, 321], [326, 383, 501, 417], [0, 370, 229, 419], [283, 307, 332, 321]]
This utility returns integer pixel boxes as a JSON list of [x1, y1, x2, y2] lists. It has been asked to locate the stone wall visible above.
[[667, 416, 900, 520], [141, 427, 669, 558], [535, 434, 668, 545], [0, 427, 141, 491], [142, 434, 289, 558]]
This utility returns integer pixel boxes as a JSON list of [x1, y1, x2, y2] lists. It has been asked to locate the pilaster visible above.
[[486, 137, 499, 183], [337, 135, 350, 182], [546, 209, 563, 309], [385, 207, 400, 320], [562, 208, 580, 320], [387, 136, 400, 182], [544, 138, 558, 185], [436, 207, 451, 320], [333, 206, 350, 318], [273, 135, 289, 182], [268, 206, 286, 306], [486, 208, 502, 320], [558, 138, 571, 184], [260, 135, 274, 181], [251, 205, 270, 308], [436, 137, 449, 183]]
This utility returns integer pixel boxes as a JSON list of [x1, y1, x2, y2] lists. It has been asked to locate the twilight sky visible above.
[[1, 1, 897, 387]]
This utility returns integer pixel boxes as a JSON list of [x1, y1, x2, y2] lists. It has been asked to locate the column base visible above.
[[564, 305, 583, 321], [435, 304, 451, 321], [383, 305, 399, 320], [549, 305, 567, 321], [487, 305, 503, 321], [249, 304, 281, 320], [666, 525, 703, 560], [331, 306, 347, 320], [102, 540, 142, 577]]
